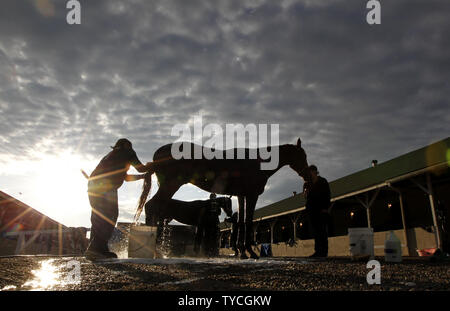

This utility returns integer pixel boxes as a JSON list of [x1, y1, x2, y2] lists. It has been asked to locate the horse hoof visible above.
[[247, 248, 259, 260]]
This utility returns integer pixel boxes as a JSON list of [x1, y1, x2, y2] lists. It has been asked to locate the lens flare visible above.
[[22, 259, 61, 290], [34, 0, 55, 17]]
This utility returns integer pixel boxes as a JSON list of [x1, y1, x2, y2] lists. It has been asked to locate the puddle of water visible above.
[[22, 259, 66, 291], [1, 285, 17, 291]]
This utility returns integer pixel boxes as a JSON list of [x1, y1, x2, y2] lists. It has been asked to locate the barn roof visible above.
[[0, 190, 66, 232], [221, 137, 450, 228]]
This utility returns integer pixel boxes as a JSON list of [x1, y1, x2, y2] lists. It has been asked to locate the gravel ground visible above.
[[0, 255, 449, 291]]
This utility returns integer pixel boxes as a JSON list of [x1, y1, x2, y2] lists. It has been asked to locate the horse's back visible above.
[[167, 199, 207, 226], [153, 143, 262, 165], [152, 142, 265, 195]]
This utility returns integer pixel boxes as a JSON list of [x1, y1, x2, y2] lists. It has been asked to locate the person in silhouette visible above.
[[85, 138, 149, 260], [225, 212, 239, 256], [204, 193, 220, 257], [192, 193, 220, 257], [303, 165, 331, 258]]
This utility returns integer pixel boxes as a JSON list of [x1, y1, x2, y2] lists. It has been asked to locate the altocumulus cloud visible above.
[[0, 0, 449, 225]]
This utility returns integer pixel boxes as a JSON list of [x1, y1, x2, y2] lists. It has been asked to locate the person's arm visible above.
[[302, 181, 310, 198], [129, 150, 148, 173], [125, 174, 146, 182], [135, 164, 148, 173]]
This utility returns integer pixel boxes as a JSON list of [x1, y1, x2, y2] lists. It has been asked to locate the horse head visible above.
[[286, 138, 312, 183]]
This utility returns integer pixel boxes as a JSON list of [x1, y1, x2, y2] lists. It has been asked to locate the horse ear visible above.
[[296, 138, 302, 148]]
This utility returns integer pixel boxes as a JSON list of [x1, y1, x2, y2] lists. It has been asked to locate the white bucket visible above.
[[128, 225, 158, 258], [348, 227, 374, 258], [384, 231, 402, 263]]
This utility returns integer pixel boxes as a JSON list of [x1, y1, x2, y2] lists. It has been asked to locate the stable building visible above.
[[220, 137, 450, 257], [0, 191, 88, 256]]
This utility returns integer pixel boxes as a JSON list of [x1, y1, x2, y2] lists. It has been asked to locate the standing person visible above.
[[193, 193, 220, 257], [225, 212, 239, 257], [86, 138, 149, 260], [303, 165, 331, 258], [205, 193, 220, 257]]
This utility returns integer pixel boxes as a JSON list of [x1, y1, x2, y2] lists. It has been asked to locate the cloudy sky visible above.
[[0, 0, 449, 228]]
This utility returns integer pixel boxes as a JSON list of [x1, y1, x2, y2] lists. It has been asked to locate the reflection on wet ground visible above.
[[0, 256, 297, 291], [1, 258, 70, 291], [22, 259, 61, 290], [0, 256, 449, 291], [1, 285, 17, 291], [1, 257, 81, 291]]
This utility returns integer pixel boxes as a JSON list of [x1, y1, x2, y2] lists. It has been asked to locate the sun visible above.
[[30, 151, 95, 227]]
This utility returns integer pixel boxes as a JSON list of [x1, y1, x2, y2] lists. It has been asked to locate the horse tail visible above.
[[134, 163, 156, 224]]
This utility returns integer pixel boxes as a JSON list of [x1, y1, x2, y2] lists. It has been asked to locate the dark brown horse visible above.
[[145, 197, 232, 227], [136, 138, 311, 259], [145, 197, 232, 256]]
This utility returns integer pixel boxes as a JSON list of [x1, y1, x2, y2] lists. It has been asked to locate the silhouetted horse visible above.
[[136, 138, 311, 259], [145, 197, 232, 256]]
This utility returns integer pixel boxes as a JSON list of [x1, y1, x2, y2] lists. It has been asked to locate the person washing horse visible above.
[[85, 138, 150, 260]]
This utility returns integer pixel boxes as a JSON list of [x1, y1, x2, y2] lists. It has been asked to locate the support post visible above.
[[292, 219, 297, 242], [426, 174, 442, 249], [398, 193, 410, 256], [15, 233, 25, 255], [356, 188, 380, 229], [366, 207, 372, 229], [291, 214, 300, 241], [387, 184, 410, 255], [58, 223, 63, 256], [270, 220, 276, 245]]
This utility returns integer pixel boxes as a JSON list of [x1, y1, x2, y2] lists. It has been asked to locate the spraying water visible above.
[[158, 221, 173, 258]]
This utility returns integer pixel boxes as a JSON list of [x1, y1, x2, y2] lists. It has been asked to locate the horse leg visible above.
[[144, 201, 158, 226], [145, 181, 181, 226], [237, 196, 247, 259], [194, 224, 203, 256], [245, 194, 259, 259]]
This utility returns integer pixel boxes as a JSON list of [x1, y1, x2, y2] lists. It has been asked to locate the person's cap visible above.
[[111, 138, 132, 150], [309, 165, 318, 173]]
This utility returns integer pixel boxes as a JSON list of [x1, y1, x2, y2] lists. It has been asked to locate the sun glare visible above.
[[29, 151, 94, 226]]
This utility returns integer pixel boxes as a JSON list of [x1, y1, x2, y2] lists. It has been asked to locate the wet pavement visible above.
[[0, 255, 449, 291]]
